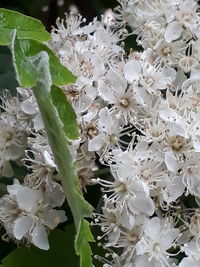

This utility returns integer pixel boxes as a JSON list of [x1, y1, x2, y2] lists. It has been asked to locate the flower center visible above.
[[3, 131, 13, 141], [86, 125, 99, 138], [169, 136, 185, 152], [141, 168, 152, 180], [162, 46, 171, 56], [145, 76, 155, 87], [128, 233, 139, 244], [187, 165, 198, 175], [108, 134, 118, 144], [182, 13, 192, 22], [119, 97, 129, 107], [115, 181, 127, 193], [153, 243, 161, 253]]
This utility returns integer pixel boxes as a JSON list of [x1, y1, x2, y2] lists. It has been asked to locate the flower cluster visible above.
[[0, 88, 68, 249], [49, 0, 200, 266], [2, 0, 200, 265]]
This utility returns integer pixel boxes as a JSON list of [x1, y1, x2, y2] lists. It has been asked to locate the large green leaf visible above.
[[0, 8, 51, 45], [50, 85, 79, 140], [1, 226, 79, 267], [11, 32, 76, 87]]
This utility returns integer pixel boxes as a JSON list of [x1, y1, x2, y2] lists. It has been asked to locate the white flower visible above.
[[181, 152, 200, 197], [124, 59, 176, 95], [98, 68, 140, 125], [136, 217, 180, 266], [0, 180, 67, 250], [97, 167, 155, 217], [0, 113, 27, 177], [17, 87, 43, 131], [88, 108, 129, 158]]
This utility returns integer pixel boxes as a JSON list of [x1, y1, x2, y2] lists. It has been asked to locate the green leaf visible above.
[[11, 30, 37, 87], [19, 39, 76, 86], [0, 8, 51, 45], [50, 85, 79, 140], [31, 51, 94, 266], [10, 32, 76, 87], [1, 226, 79, 267], [75, 220, 95, 267]]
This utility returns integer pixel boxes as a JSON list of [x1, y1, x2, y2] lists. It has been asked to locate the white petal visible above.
[[21, 99, 37, 114], [43, 151, 56, 168], [31, 224, 49, 250], [162, 67, 176, 82], [193, 138, 200, 152], [164, 21, 182, 42], [98, 80, 116, 103], [107, 69, 127, 95], [16, 187, 41, 212], [80, 95, 93, 113], [165, 151, 179, 173], [13, 216, 33, 240], [33, 113, 44, 131], [120, 209, 135, 230], [88, 134, 105, 151], [7, 179, 21, 195], [0, 161, 14, 177], [108, 228, 121, 245], [169, 122, 187, 138], [98, 107, 113, 132], [135, 238, 148, 255], [43, 209, 67, 229], [179, 257, 199, 267], [131, 193, 155, 216], [123, 60, 142, 83], [44, 182, 65, 207], [145, 217, 160, 239], [163, 176, 185, 203], [159, 109, 181, 123]]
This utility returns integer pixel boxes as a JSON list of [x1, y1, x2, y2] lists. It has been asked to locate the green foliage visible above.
[[0, 8, 51, 45], [75, 220, 95, 267], [50, 85, 79, 140], [0, 225, 79, 267], [11, 30, 37, 87]]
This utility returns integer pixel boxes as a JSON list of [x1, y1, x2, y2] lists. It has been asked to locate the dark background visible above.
[[0, 0, 117, 31]]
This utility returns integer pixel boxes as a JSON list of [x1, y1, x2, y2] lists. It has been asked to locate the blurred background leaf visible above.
[[0, 225, 79, 267], [0, 46, 18, 94], [0, 0, 117, 30]]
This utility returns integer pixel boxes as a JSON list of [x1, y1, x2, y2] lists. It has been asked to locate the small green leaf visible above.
[[50, 85, 79, 140], [1, 226, 79, 267], [19, 39, 76, 86], [10, 30, 37, 87], [75, 220, 95, 267], [0, 8, 51, 45]]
